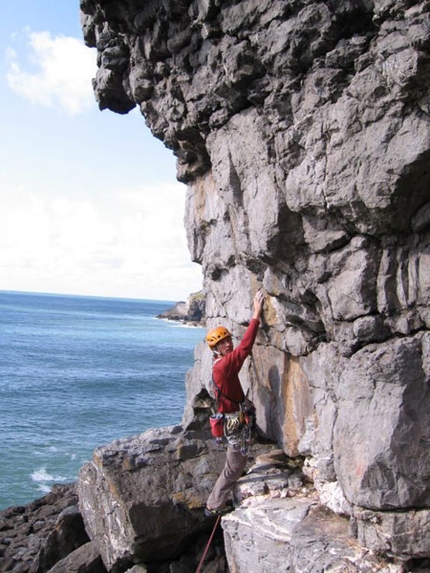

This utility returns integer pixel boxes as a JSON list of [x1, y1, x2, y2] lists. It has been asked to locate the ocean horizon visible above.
[[0, 290, 204, 510]]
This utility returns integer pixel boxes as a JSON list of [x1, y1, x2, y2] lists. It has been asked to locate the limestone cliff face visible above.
[[80, 0, 430, 566]]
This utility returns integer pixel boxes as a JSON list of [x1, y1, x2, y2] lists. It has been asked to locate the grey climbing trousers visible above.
[[206, 443, 247, 511]]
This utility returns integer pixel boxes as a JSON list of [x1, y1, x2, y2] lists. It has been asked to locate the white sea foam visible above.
[[31, 467, 67, 486], [165, 319, 204, 329], [36, 483, 51, 494], [31, 467, 53, 482], [30, 468, 54, 494]]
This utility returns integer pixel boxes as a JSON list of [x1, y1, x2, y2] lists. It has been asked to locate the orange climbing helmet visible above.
[[205, 326, 232, 349]]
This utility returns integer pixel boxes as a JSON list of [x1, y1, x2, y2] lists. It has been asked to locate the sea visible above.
[[0, 290, 205, 511]]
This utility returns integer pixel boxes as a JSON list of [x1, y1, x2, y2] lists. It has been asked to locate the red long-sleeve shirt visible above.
[[212, 318, 259, 413]]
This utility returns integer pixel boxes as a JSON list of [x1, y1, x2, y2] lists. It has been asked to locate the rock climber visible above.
[[204, 289, 264, 516]]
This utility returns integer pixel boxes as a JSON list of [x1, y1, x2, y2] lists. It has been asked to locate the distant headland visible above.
[[156, 291, 205, 327]]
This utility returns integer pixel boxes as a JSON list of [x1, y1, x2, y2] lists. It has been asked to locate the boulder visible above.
[[47, 542, 106, 573], [77, 425, 230, 571], [31, 504, 90, 573]]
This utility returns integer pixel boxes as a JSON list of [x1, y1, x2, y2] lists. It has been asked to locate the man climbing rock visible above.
[[204, 289, 264, 516]]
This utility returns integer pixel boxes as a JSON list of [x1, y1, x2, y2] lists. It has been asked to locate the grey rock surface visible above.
[[78, 0, 430, 570], [222, 497, 402, 573]]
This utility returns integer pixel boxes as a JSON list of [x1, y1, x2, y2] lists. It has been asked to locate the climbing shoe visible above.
[[204, 505, 233, 518]]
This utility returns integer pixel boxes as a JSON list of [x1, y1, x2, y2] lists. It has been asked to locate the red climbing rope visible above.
[[195, 513, 222, 573]]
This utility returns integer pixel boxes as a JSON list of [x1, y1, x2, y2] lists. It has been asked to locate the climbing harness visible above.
[[210, 375, 256, 454], [195, 513, 222, 573], [224, 403, 255, 455]]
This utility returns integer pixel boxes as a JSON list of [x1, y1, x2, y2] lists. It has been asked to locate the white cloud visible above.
[[6, 30, 97, 114], [0, 184, 202, 301]]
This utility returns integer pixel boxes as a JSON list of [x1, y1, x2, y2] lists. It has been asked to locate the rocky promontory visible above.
[[2, 0, 430, 572], [156, 291, 206, 326]]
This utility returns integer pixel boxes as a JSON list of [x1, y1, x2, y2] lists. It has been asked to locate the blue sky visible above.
[[0, 1, 202, 301]]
